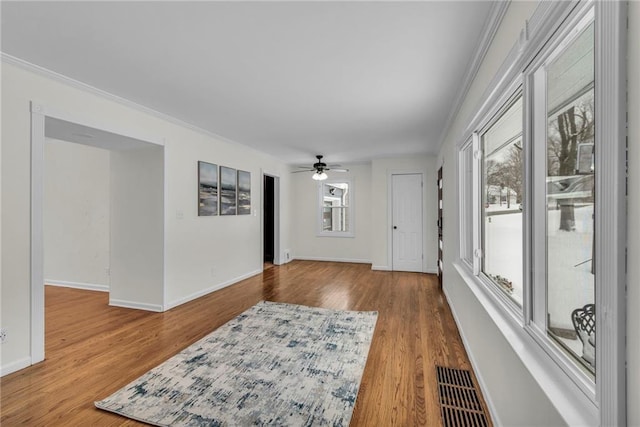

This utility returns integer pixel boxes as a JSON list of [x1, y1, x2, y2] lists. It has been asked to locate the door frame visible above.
[[387, 170, 425, 272], [29, 101, 165, 365], [437, 165, 443, 288], [261, 170, 281, 266]]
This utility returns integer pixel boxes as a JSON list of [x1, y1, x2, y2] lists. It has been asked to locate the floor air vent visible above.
[[436, 365, 489, 427]]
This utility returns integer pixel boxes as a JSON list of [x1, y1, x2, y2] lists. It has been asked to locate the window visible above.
[[317, 180, 353, 237], [455, 2, 626, 424], [458, 142, 474, 266], [540, 17, 595, 376], [481, 95, 524, 306]]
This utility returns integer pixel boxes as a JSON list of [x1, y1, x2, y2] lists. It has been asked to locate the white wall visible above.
[[370, 156, 437, 272], [1, 60, 292, 372], [110, 146, 164, 310], [44, 140, 110, 289], [627, 3, 639, 425], [437, 2, 565, 425], [291, 163, 372, 263]]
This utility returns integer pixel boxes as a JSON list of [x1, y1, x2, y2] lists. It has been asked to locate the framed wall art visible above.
[[220, 166, 237, 215], [237, 170, 251, 215], [198, 161, 218, 216]]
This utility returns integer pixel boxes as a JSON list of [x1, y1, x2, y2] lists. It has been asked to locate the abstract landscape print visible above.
[[237, 170, 251, 215], [220, 166, 237, 215], [198, 161, 218, 216]]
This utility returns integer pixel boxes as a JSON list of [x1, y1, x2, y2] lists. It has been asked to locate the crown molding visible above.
[[436, 0, 511, 152], [0, 52, 277, 158]]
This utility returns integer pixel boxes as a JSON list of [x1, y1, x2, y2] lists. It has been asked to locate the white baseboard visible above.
[[443, 286, 501, 426], [45, 280, 109, 292], [293, 256, 371, 264], [165, 269, 263, 311], [1, 357, 32, 377], [109, 299, 164, 312], [371, 266, 438, 273]]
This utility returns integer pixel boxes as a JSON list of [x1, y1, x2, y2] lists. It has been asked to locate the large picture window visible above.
[[455, 2, 625, 424]]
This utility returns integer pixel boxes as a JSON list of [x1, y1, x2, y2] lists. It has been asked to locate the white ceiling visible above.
[[1, 1, 496, 165]]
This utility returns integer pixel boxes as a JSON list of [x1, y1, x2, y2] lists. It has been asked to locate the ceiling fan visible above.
[[292, 155, 349, 180]]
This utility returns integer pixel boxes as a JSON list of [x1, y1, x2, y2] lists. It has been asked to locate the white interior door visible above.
[[392, 173, 423, 272]]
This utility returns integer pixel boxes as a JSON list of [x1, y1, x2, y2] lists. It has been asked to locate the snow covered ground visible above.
[[483, 204, 595, 367]]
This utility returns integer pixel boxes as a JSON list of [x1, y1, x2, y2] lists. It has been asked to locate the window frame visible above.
[[526, 5, 598, 399], [476, 89, 525, 314], [454, 1, 626, 425], [316, 178, 355, 238]]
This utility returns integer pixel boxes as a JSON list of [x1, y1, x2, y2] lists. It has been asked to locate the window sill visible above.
[[316, 232, 355, 238], [451, 261, 598, 426]]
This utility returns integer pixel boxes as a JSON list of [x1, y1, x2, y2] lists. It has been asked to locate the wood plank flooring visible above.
[[0, 261, 490, 426]]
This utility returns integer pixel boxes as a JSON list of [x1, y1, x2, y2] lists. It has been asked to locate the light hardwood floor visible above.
[[0, 261, 490, 426]]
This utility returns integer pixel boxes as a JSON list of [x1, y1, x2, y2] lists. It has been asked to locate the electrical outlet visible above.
[[284, 250, 291, 261], [0, 328, 7, 344], [105, 267, 110, 277]]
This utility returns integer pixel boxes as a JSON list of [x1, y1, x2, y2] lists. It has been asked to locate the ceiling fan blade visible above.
[[291, 169, 314, 173], [326, 168, 349, 172], [327, 164, 342, 168]]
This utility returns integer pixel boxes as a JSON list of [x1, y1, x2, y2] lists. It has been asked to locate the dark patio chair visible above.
[[571, 303, 595, 367]]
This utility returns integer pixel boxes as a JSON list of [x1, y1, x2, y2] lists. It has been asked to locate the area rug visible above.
[[95, 301, 378, 426]]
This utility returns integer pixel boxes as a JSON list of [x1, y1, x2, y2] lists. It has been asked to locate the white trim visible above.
[[2, 53, 256, 152], [462, 2, 578, 141], [371, 265, 392, 271], [424, 268, 438, 275], [437, 0, 510, 151], [45, 280, 109, 292], [444, 286, 502, 426], [293, 256, 371, 265], [471, 133, 481, 276], [108, 299, 164, 313], [458, 140, 473, 264], [164, 269, 262, 311], [31, 101, 164, 147], [30, 101, 166, 367], [594, 1, 627, 424], [261, 170, 281, 265], [1, 357, 32, 378], [30, 107, 46, 365], [453, 261, 598, 426]]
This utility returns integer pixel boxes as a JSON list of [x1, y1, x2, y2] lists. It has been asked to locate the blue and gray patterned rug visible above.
[[95, 301, 378, 426]]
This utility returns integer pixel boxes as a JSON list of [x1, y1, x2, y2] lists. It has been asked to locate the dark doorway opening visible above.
[[263, 175, 275, 264]]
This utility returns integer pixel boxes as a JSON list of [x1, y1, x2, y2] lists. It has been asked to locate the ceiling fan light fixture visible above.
[[312, 171, 328, 181]]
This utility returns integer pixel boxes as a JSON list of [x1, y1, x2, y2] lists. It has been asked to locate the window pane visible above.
[[461, 144, 474, 263], [481, 96, 523, 306], [320, 182, 350, 233], [546, 21, 595, 376], [323, 183, 349, 207]]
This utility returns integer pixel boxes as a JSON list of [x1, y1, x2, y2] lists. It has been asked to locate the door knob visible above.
[[393, 226, 397, 229]]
